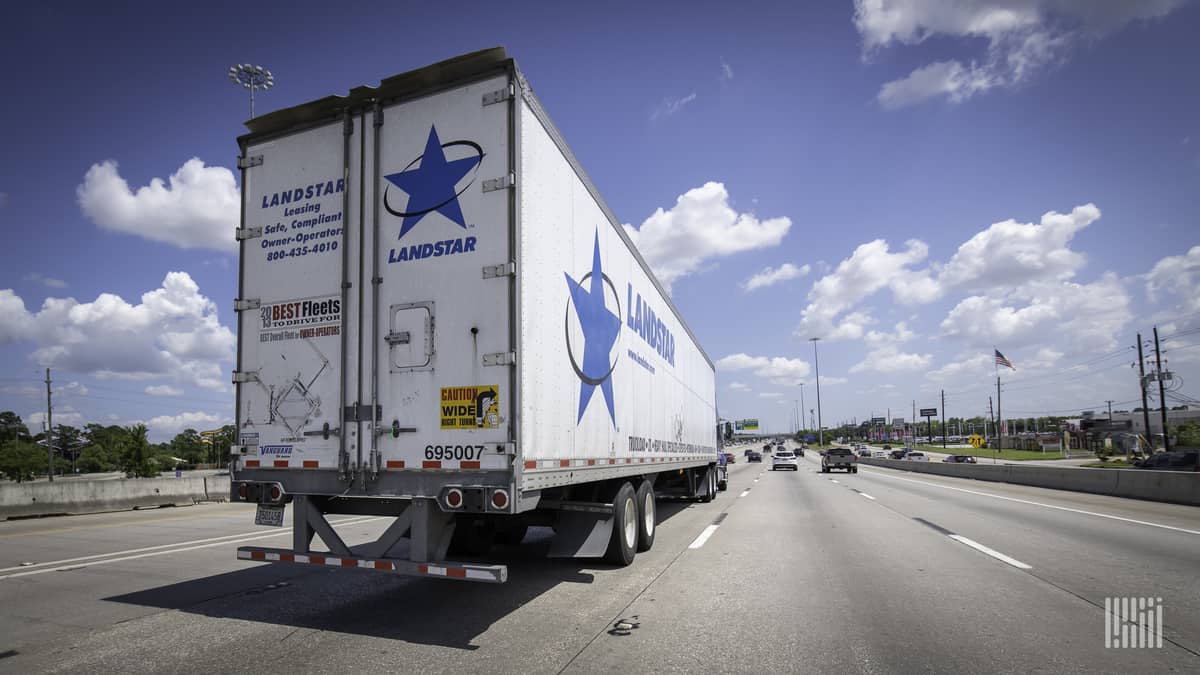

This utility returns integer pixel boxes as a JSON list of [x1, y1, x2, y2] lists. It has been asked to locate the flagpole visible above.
[[994, 347, 1002, 452]]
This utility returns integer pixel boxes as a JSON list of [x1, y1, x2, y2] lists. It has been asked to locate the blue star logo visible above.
[[564, 231, 621, 425], [383, 125, 484, 239]]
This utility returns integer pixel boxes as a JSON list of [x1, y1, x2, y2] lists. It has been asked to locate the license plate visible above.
[[255, 504, 285, 527]]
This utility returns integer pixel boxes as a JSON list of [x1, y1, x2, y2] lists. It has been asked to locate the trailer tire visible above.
[[606, 482, 638, 565], [699, 468, 715, 503], [635, 480, 656, 552]]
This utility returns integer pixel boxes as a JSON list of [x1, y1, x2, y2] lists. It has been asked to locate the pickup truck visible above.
[[821, 447, 858, 474]]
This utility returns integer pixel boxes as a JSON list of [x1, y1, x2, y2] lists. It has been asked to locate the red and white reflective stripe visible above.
[[240, 460, 321, 468], [518, 457, 708, 471], [418, 563, 500, 581]]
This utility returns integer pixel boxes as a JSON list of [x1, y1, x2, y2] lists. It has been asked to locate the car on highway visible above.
[[822, 447, 858, 473], [872, 450, 888, 458], [772, 450, 799, 471], [889, 449, 907, 459], [1135, 450, 1199, 472], [723, 452, 736, 464], [857, 448, 872, 458], [905, 452, 929, 461], [794, 446, 805, 457], [882, 445, 891, 451], [943, 454, 978, 464], [747, 451, 763, 463]]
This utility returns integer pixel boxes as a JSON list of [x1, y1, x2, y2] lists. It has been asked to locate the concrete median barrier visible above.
[[0, 474, 231, 520], [858, 458, 1199, 506]]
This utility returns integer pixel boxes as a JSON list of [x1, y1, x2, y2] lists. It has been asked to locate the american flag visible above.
[[994, 349, 1015, 370]]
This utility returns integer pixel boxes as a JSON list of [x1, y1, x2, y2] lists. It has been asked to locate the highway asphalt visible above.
[[1, 449, 1197, 673]]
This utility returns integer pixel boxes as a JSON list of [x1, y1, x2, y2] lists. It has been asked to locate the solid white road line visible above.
[[830, 479, 839, 484], [860, 469, 1200, 536], [948, 534, 1033, 570], [688, 524, 720, 550], [859, 493, 876, 501], [0, 516, 384, 580], [739, 490, 751, 498]]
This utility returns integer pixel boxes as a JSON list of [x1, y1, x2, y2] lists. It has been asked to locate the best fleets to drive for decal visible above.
[[257, 177, 345, 264], [384, 125, 486, 264], [259, 294, 341, 343]]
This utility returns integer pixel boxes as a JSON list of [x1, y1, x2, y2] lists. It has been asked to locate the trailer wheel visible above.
[[635, 480, 656, 552], [606, 482, 638, 565]]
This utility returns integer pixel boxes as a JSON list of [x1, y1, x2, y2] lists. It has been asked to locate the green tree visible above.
[[169, 429, 205, 464], [0, 439, 44, 482], [122, 424, 158, 478], [1175, 422, 1200, 448], [77, 443, 118, 473], [1, 411, 31, 442]]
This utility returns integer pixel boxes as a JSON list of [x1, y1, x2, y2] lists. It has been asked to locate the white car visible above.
[[872, 450, 888, 458], [772, 450, 799, 471], [905, 452, 929, 461]]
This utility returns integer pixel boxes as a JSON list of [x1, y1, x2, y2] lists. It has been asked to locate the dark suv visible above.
[[1136, 450, 1199, 472]]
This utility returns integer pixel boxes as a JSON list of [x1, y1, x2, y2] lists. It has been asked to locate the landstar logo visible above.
[[564, 231, 621, 425], [383, 125, 484, 240]]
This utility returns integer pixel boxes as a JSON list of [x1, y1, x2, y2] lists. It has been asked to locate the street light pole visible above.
[[810, 337, 823, 446], [228, 64, 275, 118], [799, 383, 806, 437]]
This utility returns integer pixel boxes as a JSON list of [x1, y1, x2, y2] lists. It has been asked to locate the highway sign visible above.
[[968, 434, 985, 448], [741, 419, 759, 430], [871, 417, 886, 424], [920, 408, 938, 417]]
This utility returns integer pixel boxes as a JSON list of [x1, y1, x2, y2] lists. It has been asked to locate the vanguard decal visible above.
[[383, 125, 485, 265]]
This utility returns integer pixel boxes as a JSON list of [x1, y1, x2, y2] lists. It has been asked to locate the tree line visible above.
[[0, 411, 235, 482]]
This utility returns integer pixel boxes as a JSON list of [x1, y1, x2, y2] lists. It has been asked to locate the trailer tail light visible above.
[[236, 483, 248, 500], [445, 488, 464, 509], [490, 489, 509, 511], [268, 484, 283, 503]]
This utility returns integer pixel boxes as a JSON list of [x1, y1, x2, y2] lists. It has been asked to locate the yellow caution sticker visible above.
[[440, 385, 500, 429]]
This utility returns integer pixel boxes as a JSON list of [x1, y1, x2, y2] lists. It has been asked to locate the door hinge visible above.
[[237, 155, 264, 169], [482, 262, 515, 279], [482, 173, 515, 192], [233, 298, 261, 311], [483, 352, 516, 367], [232, 370, 260, 384], [344, 404, 382, 423], [482, 84, 515, 106], [236, 226, 263, 241]]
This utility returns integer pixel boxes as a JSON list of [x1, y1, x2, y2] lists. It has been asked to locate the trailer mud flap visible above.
[[547, 509, 614, 558]]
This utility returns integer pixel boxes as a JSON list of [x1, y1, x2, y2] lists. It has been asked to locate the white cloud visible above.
[[28, 407, 85, 429], [0, 272, 234, 390], [796, 239, 928, 339], [925, 354, 994, 383], [759, 392, 783, 399], [818, 376, 849, 386], [728, 381, 750, 391], [850, 345, 933, 374], [856, 0, 1187, 108], [742, 263, 810, 291], [716, 353, 811, 386], [940, 273, 1131, 353], [77, 158, 239, 252], [23, 273, 67, 289], [651, 92, 698, 120], [863, 321, 916, 347], [143, 411, 228, 441], [624, 182, 791, 290], [720, 59, 734, 82], [1145, 245, 1200, 315], [146, 384, 184, 397], [939, 204, 1099, 290]]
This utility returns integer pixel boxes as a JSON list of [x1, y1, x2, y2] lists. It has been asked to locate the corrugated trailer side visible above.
[[514, 79, 718, 492]]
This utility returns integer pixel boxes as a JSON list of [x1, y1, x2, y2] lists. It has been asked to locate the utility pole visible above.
[[996, 374, 1002, 451], [988, 396, 997, 464], [941, 390, 946, 449], [1106, 400, 1113, 421], [799, 384, 806, 437], [1154, 326, 1170, 452], [1137, 333, 1152, 450], [44, 368, 53, 482]]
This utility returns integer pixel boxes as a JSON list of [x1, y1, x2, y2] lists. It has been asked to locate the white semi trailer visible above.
[[230, 48, 721, 583]]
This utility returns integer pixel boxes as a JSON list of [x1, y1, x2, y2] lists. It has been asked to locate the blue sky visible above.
[[2, 0, 1198, 439]]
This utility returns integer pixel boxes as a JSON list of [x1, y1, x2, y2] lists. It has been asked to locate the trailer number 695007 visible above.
[[425, 445, 485, 460]]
